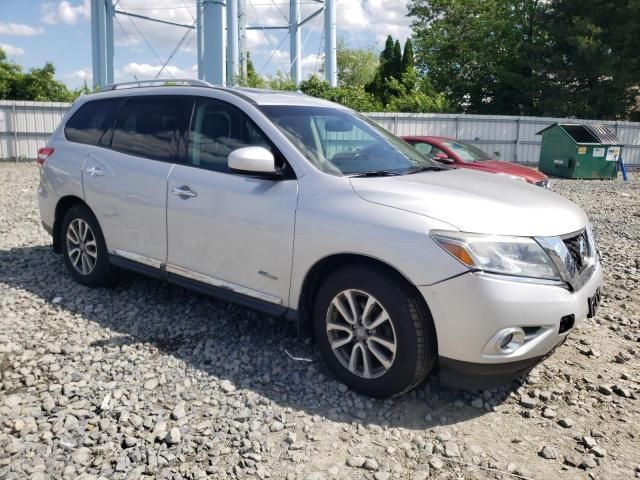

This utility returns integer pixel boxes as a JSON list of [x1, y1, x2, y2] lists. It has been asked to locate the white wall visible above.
[[1, 100, 639, 166]]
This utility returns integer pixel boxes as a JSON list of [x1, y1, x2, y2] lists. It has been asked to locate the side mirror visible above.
[[434, 152, 453, 163], [228, 146, 276, 174]]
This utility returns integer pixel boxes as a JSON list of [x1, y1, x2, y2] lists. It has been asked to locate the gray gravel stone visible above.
[[444, 441, 460, 458], [164, 427, 181, 445], [346, 456, 366, 468], [539, 446, 557, 459], [558, 418, 574, 428], [520, 394, 538, 408]]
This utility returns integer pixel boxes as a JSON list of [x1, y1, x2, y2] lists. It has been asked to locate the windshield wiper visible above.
[[348, 170, 402, 177], [406, 165, 449, 174]]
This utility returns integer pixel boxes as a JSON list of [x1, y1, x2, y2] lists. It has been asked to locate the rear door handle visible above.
[[86, 166, 104, 177], [172, 185, 198, 199]]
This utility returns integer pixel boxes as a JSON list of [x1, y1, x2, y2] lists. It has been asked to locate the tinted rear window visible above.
[[64, 99, 118, 145], [110, 96, 184, 161]]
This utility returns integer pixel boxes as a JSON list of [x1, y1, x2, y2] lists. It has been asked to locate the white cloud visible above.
[[259, 50, 323, 79], [0, 22, 44, 36], [42, 0, 90, 25], [336, 0, 411, 45], [0, 43, 25, 56], [121, 62, 197, 80], [65, 68, 92, 82], [246, 30, 277, 50]]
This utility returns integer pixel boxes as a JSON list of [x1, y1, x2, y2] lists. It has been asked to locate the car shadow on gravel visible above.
[[1, 244, 521, 430]]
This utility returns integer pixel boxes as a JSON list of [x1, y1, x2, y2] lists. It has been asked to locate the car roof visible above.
[[81, 82, 347, 109]]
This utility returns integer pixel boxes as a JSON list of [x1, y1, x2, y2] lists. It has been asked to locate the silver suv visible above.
[[37, 80, 602, 397]]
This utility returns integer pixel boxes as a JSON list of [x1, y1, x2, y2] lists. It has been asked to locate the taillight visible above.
[[37, 147, 54, 166]]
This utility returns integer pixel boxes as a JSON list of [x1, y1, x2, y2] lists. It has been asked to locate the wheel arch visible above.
[[296, 253, 435, 340], [52, 195, 90, 253]]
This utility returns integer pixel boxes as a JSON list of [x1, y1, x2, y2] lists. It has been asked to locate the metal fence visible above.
[[366, 112, 640, 167], [0, 100, 69, 161], [2, 100, 640, 167]]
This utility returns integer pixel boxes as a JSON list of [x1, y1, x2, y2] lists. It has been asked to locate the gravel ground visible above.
[[1, 162, 638, 480]]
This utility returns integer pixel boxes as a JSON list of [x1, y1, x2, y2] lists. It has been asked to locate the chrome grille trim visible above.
[[535, 226, 597, 291]]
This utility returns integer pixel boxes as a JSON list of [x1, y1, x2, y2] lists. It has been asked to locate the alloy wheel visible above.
[[66, 218, 98, 275], [325, 289, 397, 379]]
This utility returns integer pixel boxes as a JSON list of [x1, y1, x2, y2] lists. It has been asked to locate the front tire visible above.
[[313, 265, 437, 398], [61, 204, 118, 287]]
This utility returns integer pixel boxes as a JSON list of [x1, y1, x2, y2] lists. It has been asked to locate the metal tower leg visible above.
[[290, 0, 301, 85]]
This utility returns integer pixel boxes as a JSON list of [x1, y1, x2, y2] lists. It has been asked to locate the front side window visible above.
[[110, 96, 184, 161], [188, 98, 276, 173], [441, 140, 491, 163], [260, 105, 445, 176], [65, 99, 119, 146]]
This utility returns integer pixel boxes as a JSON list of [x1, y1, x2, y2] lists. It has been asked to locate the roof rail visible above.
[[97, 79, 213, 92]]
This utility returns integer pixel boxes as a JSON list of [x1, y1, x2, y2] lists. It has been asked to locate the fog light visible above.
[[500, 333, 514, 349], [496, 328, 526, 354]]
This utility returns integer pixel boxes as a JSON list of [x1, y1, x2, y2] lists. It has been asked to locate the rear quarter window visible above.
[[64, 99, 119, 146], [110, 96, 185, 162]]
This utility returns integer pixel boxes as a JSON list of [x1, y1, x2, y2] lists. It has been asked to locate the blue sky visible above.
[[0, 0, 412, 88]]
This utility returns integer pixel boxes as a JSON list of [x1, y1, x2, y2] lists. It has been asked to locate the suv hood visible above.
[[350, 169, 587, 237]]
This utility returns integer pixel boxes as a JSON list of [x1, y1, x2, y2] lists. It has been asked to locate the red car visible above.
[[402, 136, 549, 188]]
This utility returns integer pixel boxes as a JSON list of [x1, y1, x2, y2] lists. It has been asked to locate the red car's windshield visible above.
[[442, 140, 492, 163]]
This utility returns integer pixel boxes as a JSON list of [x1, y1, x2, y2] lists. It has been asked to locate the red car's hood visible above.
[[462, 160, 546, 182]]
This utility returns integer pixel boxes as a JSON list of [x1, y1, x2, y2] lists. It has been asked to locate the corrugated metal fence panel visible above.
[[0, 100, 70, 159], [1, 100, 639, 166], [365, 112, 640, 167]]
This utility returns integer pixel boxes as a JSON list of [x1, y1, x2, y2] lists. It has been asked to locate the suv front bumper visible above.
[[419, 261, 603, 389]]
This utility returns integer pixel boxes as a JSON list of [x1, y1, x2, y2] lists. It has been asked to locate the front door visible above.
[[166, 97, 298, 306], [83, 95, 187, 267]]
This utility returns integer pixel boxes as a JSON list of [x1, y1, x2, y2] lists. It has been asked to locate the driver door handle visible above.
[[172, 185, 198, 199]]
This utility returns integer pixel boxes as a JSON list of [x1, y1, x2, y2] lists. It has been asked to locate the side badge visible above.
[[258, 270, 278, 281]]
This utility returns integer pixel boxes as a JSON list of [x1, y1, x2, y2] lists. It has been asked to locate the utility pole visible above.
[[196, 0, 203, 79], [91, 0, 105, 88], [226, 0, 239, 85], [324, 0, 336, 87], [289, 0, 301, 86], [201, 0, 226, 85], [238, 0, 247, 82]]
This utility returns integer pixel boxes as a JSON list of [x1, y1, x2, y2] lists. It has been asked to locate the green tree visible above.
[[392, 40, 403, 79], [400, 38, 416, 91], [266, 71, 297, 91], [408, 0, 550, 115], [542, 0, 640, 119], [246, 54, 266, 88], [0, 48, 78, 102], [0, 49, 22, 99], [336, 39, 378, 87], [364, 35, 448, 112], [299, 74, 382, 111], [401, 39, 414, 77]]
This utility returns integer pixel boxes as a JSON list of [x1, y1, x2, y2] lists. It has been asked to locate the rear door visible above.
[[165, 96, 298, 306], [83, 95, 188, 267]]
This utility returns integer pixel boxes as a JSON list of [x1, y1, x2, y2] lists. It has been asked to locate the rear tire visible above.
[[313, 265, 437, 398], [61, 204, 119, 287]]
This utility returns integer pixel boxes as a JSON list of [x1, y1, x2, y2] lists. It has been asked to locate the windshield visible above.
[[260, 105, 446, 176], [441, 140, 492, 163]]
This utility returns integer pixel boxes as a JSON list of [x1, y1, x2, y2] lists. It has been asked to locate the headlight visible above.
[[430, 230, 561, 280]]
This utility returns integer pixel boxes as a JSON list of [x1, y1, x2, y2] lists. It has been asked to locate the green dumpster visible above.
[[536, 123, 622, 179]]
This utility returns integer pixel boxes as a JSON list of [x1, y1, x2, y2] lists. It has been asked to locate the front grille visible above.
[[535, 180, 549, 188], [563, 230, 590, 271]]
